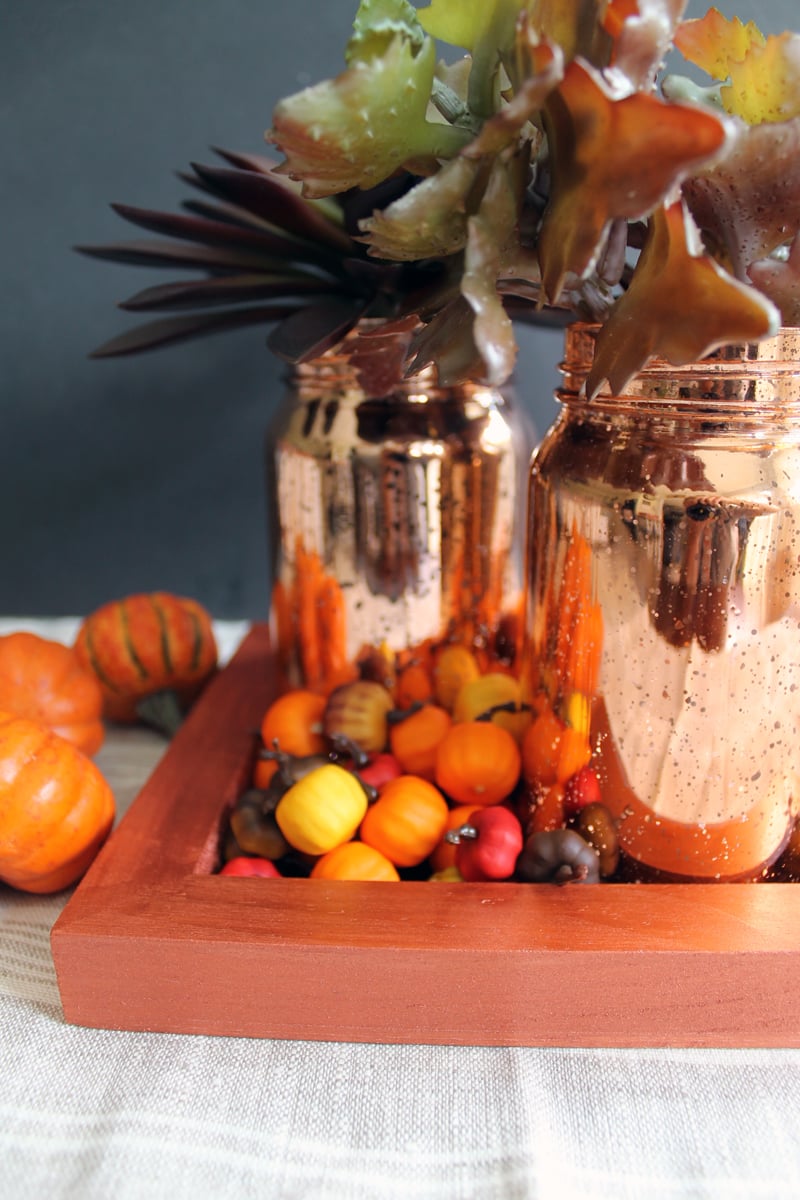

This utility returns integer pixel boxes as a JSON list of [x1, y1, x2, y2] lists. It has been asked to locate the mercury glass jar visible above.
[[266, 328, 532, 690], [521, 324, 800, 881]]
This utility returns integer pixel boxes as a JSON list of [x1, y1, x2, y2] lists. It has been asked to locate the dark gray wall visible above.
[[2, 0, 795, 618]]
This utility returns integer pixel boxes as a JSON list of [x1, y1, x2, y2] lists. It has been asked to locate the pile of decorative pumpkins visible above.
[[0, 593, 218, 894], [220, 640, 622, 885]]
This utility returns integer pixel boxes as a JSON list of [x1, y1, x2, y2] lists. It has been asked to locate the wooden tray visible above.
[[51, 624, 800, 1047]]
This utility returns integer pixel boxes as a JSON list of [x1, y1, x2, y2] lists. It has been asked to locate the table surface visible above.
[[2, 618, 800, 1200]]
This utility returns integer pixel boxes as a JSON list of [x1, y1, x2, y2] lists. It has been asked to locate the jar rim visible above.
[[559, 323, 800, 415]]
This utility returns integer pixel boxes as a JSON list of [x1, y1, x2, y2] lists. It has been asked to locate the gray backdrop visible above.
[[3, 0, 794, 619]]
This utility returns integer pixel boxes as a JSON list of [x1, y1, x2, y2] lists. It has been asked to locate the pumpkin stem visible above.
[[327, 732, 370, 768], [475, 701, 531, 723], [554, 861, 590, 885], [444, 823, 478, 845], [135, 688, 186, 738], [386, 701, 424, 726]]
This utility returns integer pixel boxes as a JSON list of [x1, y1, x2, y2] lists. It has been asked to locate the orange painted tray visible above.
[[51, 624, 800, 1047]]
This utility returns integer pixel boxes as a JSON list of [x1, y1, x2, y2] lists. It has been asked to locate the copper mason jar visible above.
[[521, 324, 800, 881], [266, 327, 533, 690]]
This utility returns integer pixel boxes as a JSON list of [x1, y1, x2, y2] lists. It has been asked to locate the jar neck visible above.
[[559, 323, 800, 421], [288, 319, 504, 405]]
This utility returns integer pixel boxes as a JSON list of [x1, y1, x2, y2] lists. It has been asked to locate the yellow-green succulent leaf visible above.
[[346, 0, 426, 64], [417, 0, 524, 53], [674, 8, 765, 82], [359, 157, 483, 261], [269, 35, 470, 198], [723, 32, 800, 124], [419, 0, 527, 118], [461, 33, 562, 158], [461, 159, 523, 384]]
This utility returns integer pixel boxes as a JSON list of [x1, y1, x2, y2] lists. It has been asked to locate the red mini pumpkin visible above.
[[0, 711, 115, 893], [74, 592, 217, 722], [0, 632, 105, 755]]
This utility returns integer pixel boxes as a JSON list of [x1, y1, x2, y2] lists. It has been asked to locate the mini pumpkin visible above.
[[322, 680, 394, 754], [432, 644, 481, 711], [74, 592, 217, 723], [359, 774, 449, 867], [0, 632, 105, 755], [255, 688, 327, 788], [435, 721, 521, 807], [0, 711, 115, 893], [389, 703, 451, 781], [310, 841, 400, 882], [452, 673, 531, 743], [275, 763, 368, 856]]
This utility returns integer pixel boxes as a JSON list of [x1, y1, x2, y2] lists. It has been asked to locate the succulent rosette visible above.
[[83, 0, 800, 395]]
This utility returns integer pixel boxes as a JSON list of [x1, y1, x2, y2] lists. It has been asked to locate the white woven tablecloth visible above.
[[2, 619, 800, 1200]]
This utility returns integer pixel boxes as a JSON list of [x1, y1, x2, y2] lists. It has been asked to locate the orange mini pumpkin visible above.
[[435, 721, 521, 807], [255, 688, 327, 788], [394, 661, 434, 709], [359, 775, 449, 867], [389, 704, 451, 781], [0, 632, 105, 755], [310, 841, 400, 882], [0, 711, 115, 893], [75, 592, 217, 722]]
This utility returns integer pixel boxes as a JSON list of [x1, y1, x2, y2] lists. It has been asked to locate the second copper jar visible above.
[[522, 324, 800, 881]]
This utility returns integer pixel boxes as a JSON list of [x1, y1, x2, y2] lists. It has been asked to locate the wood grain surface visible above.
[[51, 624, 800, 1046]]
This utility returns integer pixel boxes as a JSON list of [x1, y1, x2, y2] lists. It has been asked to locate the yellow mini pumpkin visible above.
[[275, 763, 368, 856]]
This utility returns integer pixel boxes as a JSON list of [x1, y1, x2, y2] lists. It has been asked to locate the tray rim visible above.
[[51, 623, 800, 1047]]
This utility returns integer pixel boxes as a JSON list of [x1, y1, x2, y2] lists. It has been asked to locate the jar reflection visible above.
[[267, 333, 532, 690]]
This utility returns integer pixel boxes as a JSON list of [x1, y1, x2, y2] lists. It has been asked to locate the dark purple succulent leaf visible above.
[[407, 298, 487, 385], [387, 254, 461, 318], [211, 146, 284, 176], [75, 238, 286, 273], [119, 273, 341, 312], [109, 202, 341, 268], [180, 172, 348, 245], [347, 317, 421, 395], [88, 304, 301, 357], [181, 197, 273, 231], [189, 163, 353, 253], [267, 296, 369, 363], [339, 255, 406, 293]]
